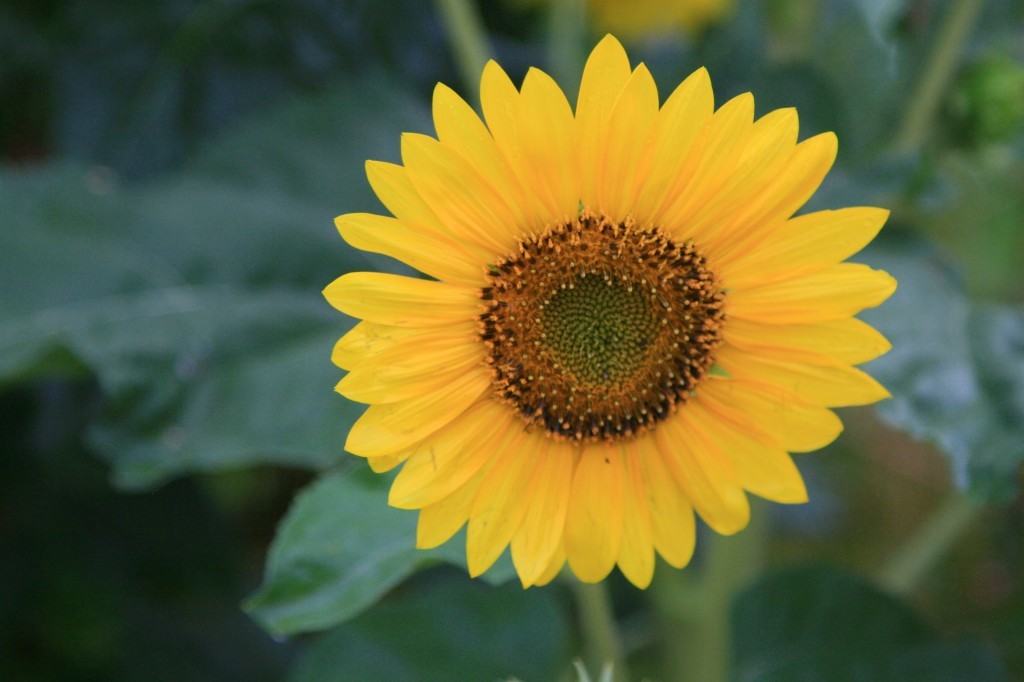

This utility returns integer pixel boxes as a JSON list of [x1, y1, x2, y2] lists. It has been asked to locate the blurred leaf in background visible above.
[[0, 0, 452, 176], [244, 468, 515, 636], [733, 566, 1008, 681], [0, 77, 428, 489], [288, 574, 569, 682], [861, 236, 1024, 502]]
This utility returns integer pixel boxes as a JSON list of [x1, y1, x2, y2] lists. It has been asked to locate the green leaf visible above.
[[859, 236, 1024, 502], [47, 0, 448, 179], [810, 1, 904, 157], [698, 0, 905, 158], [83, 289, 350, 489], [287, 574, 568, 682], [0, 76, 431, 489], [244, 469, 515, 636], [732, 566, 1007, 681], [964, 305, 1024, 500]]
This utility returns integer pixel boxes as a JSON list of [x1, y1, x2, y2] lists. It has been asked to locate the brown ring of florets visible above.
[[479, 212, 725, 444]]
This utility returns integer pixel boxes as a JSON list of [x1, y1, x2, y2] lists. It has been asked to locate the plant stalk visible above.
[[877, 492, 983, 595], [652, 511, 767, 682], [434, 0, 491, 99], [893, 0, 985, 152], [572, 579, 629, 681], [546, 0, 587, 101]]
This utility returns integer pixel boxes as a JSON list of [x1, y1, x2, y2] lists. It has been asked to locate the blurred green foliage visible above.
[[733, 567, 1007, 680], [244, 468, 516, 636], [2, 0, 1024, 681], [0, 76, 430, 489], [288, 575, 569, 682]]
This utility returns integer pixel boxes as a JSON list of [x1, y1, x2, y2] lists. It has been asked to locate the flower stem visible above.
[[877, 492, 983, 595], [434, 0, 491, 99], [893, 0, 985, 152], [572, 580, 629, 681], [546, 0, 587, 101], [652, 512, 767, 682]]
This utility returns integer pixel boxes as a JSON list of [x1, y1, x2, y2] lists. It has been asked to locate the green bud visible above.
[[949, 54, 1024, 145]]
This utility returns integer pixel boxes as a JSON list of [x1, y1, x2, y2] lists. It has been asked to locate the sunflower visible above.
[[589, 0, 735, 38], [324, 35, 895, 589]]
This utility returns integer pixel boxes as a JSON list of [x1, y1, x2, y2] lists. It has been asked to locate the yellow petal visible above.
[[345, 369, 490, 457], [688, 399, 807, 503], [323, 272, 478, 327], [633, 67, 714, 226], [699, 378, 843, 453], [332, 320, 478, 371], [532, 543, 567, 587], [656, 411, 750, 535], [515, 67, 580, 226], [659, 92, 755, 243], [717, 346, 891, 407], [432, 82, 533, 230], [511, 439, 574, 587], [739, 108, 800, 164], [680, 107, 798, 243], [565, 444, 625, 583], [480, 59, 519, 143], [617, 446, 656, 588], [725, 264, 897, 325], [415, 468, 486, 549], [467, 428, 539, 577], [335, 212, 482, 285], [707, 132, 839, 262], [331, 324, 366, 371], [478, 61, 555, 232], [479, 61, 523, 174], [389, 401, 514, 509], [336, 340, 483, 404], [577, 35, 633, 209], [636, 434, 696, 568], [367, 454, 403, 473], [722, 317, 892, 366], [401, 132, 518, 255], [364, 160, 494, 264], [720, 207, 890, 287], [599, 64, 660, 223]]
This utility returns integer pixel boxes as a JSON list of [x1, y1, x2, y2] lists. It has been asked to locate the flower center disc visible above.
[[541, 272, 658, 386], [480, 213, 725, 443]]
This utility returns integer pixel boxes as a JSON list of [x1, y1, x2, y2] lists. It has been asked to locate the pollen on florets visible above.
[[479, 212, 725, 444]]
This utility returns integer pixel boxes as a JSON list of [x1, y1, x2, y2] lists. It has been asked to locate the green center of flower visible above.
[[541, 273, 660, 386], [479, 212, 725, 443]]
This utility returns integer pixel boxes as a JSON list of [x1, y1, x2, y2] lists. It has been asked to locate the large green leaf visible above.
[[731, 566, 1007, 681], [244, 469, 516, 636], [287, 575, 569, 682], [44, 0, 449, 179], [0, 77, 430, 489], [860, 236, 1024, 501], [697, 0, 910, 157], [963, 304, 1024, 499]]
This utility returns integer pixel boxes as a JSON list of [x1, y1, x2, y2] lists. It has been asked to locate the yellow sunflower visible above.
[[589, 0, 735, 38], [324, 35, 895, 589]]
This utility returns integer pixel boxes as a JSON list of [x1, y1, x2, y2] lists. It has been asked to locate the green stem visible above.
[[893, 0, 985, 152], [877, 493, 983, 595], [572, 580, 629, 681], [546, 0, 587, 101], [652, 512, 767, 682], [434, 0, 491, 99]]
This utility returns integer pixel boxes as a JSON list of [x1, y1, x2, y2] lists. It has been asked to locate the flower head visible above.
[[325, 35, 896, 588], [589, 0, 734, 38]]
